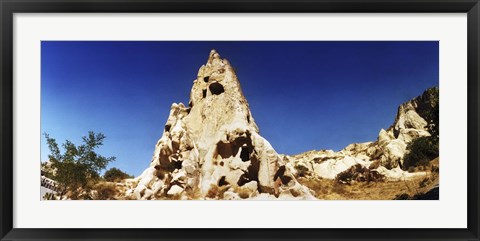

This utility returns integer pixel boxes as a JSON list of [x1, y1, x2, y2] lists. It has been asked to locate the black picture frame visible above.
[[1, 0, 479, 240]]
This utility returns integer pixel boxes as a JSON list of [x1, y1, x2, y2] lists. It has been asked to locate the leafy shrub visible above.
[[403, 87, 439, 170], [44, 131, 116, 199], [103, 167, 132, 182]]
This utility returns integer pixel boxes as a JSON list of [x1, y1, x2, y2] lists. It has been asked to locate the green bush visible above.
[[403, 136, 438, 170], [44, 131, 116, 199], [103, 167, 132, 182], [403, 87, 440, 170]]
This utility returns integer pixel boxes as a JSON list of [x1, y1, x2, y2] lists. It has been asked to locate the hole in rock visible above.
[[216, 141, 234, 159], [240, 147, 250, 162], [218, 176, 229, 186], [280, 176, 292, 185], [172, 141, 180, 154], [247, 115, 250, 123], [219, 161, 224, 166], [209, 82, 225, 95], [233, 135, 253, 154], [204, 76, 210, 82], [273, 166, 292, 185], [170, 181, 183, 188], [170, 153, 179, 161], [273, 166, 286, 182], [165, 124, 171, 132], [237, 173, 250, 186], [237, 155, 260, 187], [173, 160, 183, 170], [202, 89, 207, 98], [154, 165, 165, 179], [159, 147, 173, 168], [216, 134, 254, 160], [188, 100, 193, 107], [245, 154, 260, 186]]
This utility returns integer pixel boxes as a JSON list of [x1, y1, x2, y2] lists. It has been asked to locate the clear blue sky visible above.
[[41, 41, 438, 176]]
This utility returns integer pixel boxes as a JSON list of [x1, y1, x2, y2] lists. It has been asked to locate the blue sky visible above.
[[41, 41, 439, 176]]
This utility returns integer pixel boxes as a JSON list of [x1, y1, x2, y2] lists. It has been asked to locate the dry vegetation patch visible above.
[[298, 159, 439, 200]]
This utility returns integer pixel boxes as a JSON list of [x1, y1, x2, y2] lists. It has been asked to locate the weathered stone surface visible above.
[[312, 156, 372, 179], [167, 185, 184, 196], [128, 50, 315, 200], [375, 166, 426, 181]]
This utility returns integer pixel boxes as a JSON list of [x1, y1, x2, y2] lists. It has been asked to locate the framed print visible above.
[[1, 0, 479, 240]]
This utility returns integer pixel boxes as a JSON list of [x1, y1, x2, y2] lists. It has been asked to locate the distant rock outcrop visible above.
[[287, 87, 439, 181], [127, 50, 314, 200]]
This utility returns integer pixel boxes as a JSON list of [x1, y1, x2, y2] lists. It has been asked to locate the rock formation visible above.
[[127, 50, 314, 200], [287, 87, 438, 181]]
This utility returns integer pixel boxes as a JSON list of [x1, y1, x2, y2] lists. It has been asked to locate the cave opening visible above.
[[237, 153, 260, 187], [218, 176, 229, 186], [240, 147, 250, 162], [273, 166, 292, 185], [216, 141, 234, 159], [209, 82, 225, 95], [173, 160, 183, 170]]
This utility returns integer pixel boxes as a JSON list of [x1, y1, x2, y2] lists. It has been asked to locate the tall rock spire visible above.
[[129, 50, 314, 200]]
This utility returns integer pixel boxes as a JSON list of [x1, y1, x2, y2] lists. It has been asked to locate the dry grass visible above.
[[93, 182, 118, 200], [299, 170, 438, 200], [206, 184, 229, 199], [297, 157, 439, 200]]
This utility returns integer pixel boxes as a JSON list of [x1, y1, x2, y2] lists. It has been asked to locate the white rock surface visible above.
[[375, 166, 427, 181], [312, 156, 372, 179], [128, 50, 315, 200]]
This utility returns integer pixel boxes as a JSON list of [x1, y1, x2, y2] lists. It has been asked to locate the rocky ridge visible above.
[[126, 50, 315, 200], [286, 87, 438, 182]]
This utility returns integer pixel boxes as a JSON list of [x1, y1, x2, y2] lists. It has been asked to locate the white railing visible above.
[[41, 175, 60, 192]]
